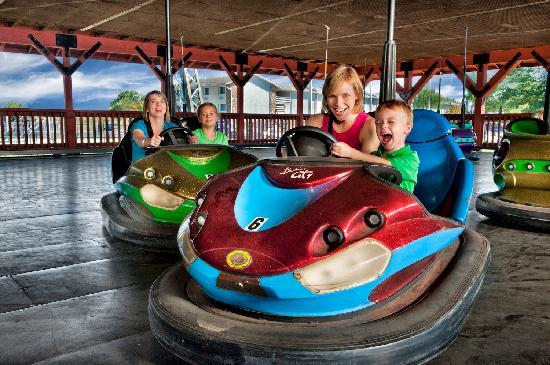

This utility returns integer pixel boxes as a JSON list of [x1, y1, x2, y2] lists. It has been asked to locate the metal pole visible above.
[[370, 82, 373, 111], [544, 69, 550, 134], [309, 81, 313, 114], [427, 78, 432, 110], [165, 0, 175, 116], [437, 70, 442, 114], [324, 25, 330, 79], [460, 26, 468, 128], [380, 0, 396, 103]]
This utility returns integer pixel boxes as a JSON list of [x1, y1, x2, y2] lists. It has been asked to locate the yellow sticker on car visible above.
[[226, 250, 252, 269]]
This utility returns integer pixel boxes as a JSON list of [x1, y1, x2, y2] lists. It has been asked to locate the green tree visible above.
[[485, 67, 546, 113], [109, 90, 144, 111], [463, 67, 545, 113], [3, 101, 25, 108], [411, 87, 455, 111]]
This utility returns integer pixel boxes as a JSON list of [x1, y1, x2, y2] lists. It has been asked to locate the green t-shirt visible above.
[[372, 145, 419, 193], [193, 129, 229, 145]]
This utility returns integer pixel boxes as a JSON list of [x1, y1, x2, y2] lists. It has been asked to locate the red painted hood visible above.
[[189, 159, 459, 276]]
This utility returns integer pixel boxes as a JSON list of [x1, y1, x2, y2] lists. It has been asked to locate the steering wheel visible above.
[[159, 127, 193, 146], [363, 164, 403, 186], [275, 126, 337, 157]]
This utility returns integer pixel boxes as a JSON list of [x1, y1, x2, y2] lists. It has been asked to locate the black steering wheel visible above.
[[276, 126, 338, 157], [159, 127, 193, 146]]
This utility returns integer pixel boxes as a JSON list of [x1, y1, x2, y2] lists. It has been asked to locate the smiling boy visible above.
[[331, 99, 419, 192]]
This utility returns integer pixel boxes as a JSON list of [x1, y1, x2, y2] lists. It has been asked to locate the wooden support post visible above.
[[473, 63, 488, 145], [396, 61, 438, 104], [219, 54, 263, 144], [531, 50, 550, 133], [28, 33, 101, 148], [446, 52, 522, 143], [283, 63, 319, 126], [63, 51, 75, 148]]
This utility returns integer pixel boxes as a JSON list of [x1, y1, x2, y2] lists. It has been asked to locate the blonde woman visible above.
[[131, 90, 179, 162], [306, 64, 379, 159]]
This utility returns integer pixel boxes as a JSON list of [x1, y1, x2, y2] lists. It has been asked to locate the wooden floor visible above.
[[0, 151, 548, 365]]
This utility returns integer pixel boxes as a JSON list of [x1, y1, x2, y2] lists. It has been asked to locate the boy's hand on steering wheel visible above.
[[189, 134, 199, 144], [331, 142, 354, 158]]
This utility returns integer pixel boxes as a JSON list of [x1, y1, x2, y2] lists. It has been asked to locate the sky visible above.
[[0, 52, 469, 110]]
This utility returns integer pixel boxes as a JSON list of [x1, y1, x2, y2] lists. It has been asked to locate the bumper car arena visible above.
[[1, 1, 550, 363], [3, 110, 550, 365]]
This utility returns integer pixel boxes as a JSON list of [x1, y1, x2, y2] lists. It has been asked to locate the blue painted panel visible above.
[[188, 227, 463, 317], [234, 166, 340, 231]]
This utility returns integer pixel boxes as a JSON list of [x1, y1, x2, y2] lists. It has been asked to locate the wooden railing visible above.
[[74, 110, 141, 148], [0, 108, 535, 151], [0, 108, 66, 149]]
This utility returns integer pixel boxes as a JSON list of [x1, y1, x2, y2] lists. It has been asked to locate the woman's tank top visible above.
[[321, 112, 367, 150]]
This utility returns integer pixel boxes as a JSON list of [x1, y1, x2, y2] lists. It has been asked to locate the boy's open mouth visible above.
[[381, 133, 393, 145]]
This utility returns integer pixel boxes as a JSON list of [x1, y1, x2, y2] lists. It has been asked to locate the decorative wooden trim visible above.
[[28, 34, 101, 76], [445, 59, 478, 96], [479, 52, 522, 97], [283, 63, 320, 91]]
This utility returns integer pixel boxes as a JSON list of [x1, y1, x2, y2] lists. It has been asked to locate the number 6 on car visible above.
[[245, 217, 268, 231]]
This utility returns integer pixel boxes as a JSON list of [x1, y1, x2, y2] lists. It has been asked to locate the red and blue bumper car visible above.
[[148, 110, 490, 364]]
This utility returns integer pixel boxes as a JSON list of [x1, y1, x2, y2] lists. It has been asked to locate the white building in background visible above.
[[178, 69, 378, 115], [197, 74, 324, 115], [198, 76, 231, 112]]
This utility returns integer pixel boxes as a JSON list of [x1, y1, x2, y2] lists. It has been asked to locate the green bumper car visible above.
[[476, 118, 550, 230], [102, 137, 258, 250]]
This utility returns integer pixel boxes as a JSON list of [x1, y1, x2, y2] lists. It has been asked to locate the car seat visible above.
[[407, 109, 474, 223]]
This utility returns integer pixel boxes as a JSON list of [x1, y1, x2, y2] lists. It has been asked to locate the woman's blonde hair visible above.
[[322, 64, 364, 114], [142, 90, 170, 122]]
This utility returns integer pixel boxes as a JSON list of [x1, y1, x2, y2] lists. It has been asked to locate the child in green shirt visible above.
[[190, 102, 229, 145], [331, 99, 419, 192]]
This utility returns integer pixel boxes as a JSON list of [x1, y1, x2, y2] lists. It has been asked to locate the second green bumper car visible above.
[[476, 118, 550, 230], [102, 142, 258, 250]]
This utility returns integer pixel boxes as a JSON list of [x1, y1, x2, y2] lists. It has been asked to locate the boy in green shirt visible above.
[[331, 99, 419, 192]]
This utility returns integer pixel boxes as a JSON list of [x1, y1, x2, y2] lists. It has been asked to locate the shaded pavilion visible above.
[[1, 2, 550, 364], [0, 0, 549, 148]]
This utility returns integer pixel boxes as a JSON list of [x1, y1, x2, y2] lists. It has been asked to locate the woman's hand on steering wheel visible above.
[[149, 134, 164, 148], [158, 127, 193, 146]]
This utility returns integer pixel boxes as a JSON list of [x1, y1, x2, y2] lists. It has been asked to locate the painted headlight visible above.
[[140, 184, 184, 209], [294, 238, 391, 294], [162, 175, 175, 187], [196, 192, 206, 207], [177, 216, 198, 268], [144, 167, 156, 180]]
